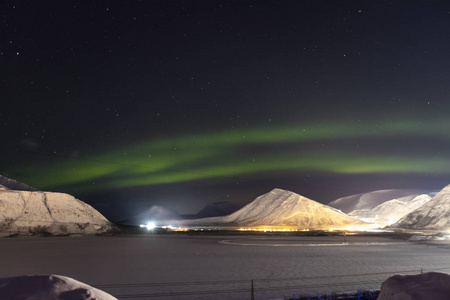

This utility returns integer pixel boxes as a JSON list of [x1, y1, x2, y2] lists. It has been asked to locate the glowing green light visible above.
[[8, 119, 450, 192]]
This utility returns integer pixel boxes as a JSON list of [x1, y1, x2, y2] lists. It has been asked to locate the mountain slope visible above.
[[328, 189, 434, 214], [349, 194, 432, 225], [0, 175, 37, 191], [392, 184, 450, 230], [195, 201, 243, 218], [0, 176, 114, 235], [191, 189, 364, 229]]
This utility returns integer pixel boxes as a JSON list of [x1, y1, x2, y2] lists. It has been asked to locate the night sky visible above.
[[2, 1, 450, 221]]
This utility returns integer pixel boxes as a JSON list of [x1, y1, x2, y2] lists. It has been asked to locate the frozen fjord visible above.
[[1, 235, 450, 299]]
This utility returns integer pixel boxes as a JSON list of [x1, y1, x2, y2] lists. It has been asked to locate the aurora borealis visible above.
[[3, 1, 450, 219], [6, 119, 450, 217], [9, 120, 450, 191]]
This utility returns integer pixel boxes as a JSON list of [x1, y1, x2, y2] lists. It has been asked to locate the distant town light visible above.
[[140, 222, 156, 230]]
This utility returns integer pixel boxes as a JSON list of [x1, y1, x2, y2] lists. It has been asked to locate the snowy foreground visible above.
[[2, 235, 450, 299], [0, 274, 117, 300], [378, 272, 450, 300]]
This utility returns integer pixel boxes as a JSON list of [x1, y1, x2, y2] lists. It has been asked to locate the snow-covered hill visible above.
[[392, 184, 450, 230], [349, 194, 432, 225], [189, 189, 364, 229], [328, 189, 434, 214], [123, 205, 182, 226], [0, 176, 114, 236]]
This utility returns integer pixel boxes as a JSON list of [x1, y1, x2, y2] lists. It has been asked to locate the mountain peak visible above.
[[0, 175, 37, 191], [329, 189, 436, 214], [192, 188, 364, 229]]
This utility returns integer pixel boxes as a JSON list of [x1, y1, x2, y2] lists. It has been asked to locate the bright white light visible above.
[[140, 222, 156, 230]]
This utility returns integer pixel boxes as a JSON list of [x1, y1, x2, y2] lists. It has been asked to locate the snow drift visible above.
[[377, 272, 450, 300], [392, 184, 450, 230], [0, 274, 117, 300], [188, 188, 364, 229]]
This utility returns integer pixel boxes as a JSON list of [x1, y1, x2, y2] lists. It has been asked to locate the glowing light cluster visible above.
[[140, 222, 156, 230], [235, 224, 383, 233], [327, 223, 384, 232], [238, 227, 307, 232], [172, 228, 189, 232]]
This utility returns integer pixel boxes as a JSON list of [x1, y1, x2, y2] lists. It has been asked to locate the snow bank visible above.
[[378, 272, 450, 300], [0, 275, 117, 300]]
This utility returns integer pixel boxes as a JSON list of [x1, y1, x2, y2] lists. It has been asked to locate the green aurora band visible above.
[[8, 120, 450, 191]]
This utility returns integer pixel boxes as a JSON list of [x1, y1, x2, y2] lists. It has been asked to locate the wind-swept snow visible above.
[[0, 275, 117, 300], [189, 188, 364, 229], [392, 184, 450, 230]]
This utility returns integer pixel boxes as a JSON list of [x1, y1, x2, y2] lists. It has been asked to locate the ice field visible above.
[[2, 234, 450, 299]]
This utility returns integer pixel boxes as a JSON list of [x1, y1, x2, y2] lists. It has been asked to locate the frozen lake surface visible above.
[[2, 234, 450, 299]]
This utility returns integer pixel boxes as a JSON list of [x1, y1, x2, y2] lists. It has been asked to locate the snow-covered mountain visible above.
[[123, 205, 181, 226], [189, 188, 364, 229], [0, 175, 37, 191], [0, 176, 114, 236], [349, 194, 432, 225], [392, 184, 450, 230], [328, 189, 435, 214], [195, 201, 243, 218]]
